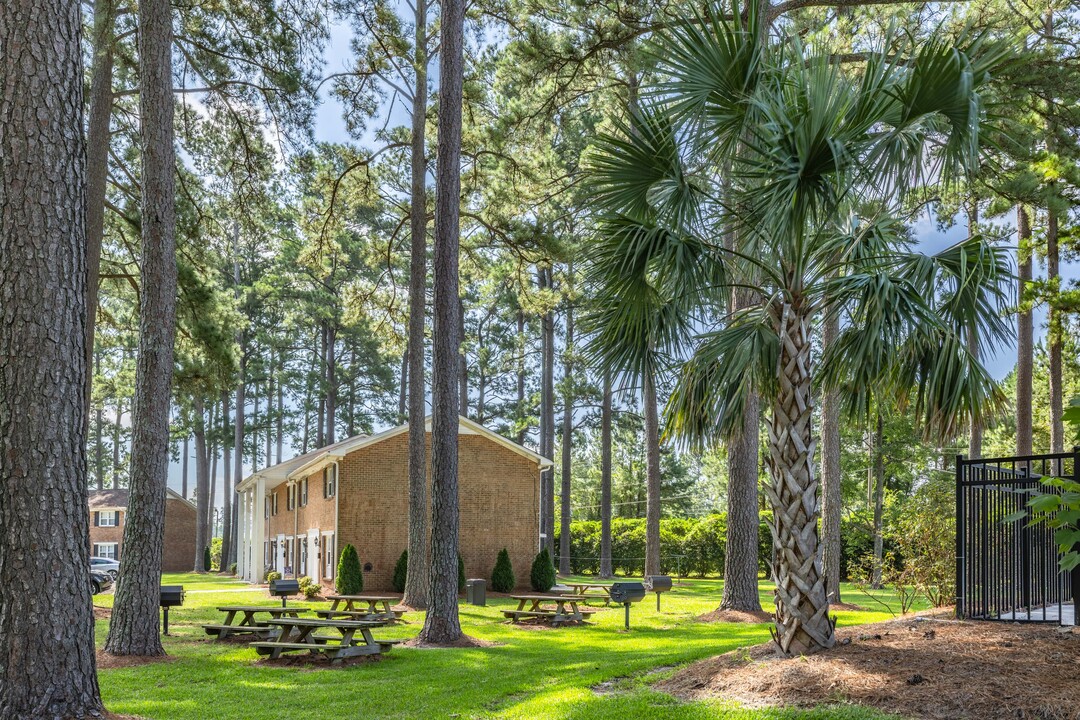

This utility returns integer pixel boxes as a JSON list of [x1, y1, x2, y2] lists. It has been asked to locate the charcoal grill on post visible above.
[[644, 575, 672, 611], [269, 578, 300, 607], [160, 585, 185, 636], [610, 581, 646, 630]]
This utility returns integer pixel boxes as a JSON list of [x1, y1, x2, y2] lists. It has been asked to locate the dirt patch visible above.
[[829, 601, 866, 611], [94, 606, 112, 620], [659, 615, 1080, 719], [697, 608, 774, 624], [593, 665, 678, 696], [402, 634, 500, 649], [97, 651, 177, 670], [256, 653, 384, 669]]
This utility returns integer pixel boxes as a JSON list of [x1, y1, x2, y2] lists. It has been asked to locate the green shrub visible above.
[[203, 545, 212, 572], [530, 548, 556, 592], [392, 550, 408, 593], [297, 575, 321, 599], [265, 570, 281, 583], [683, 514, 726, 577], [229, 562, 237, 576], [458, 554, 466, 592], [491, 548, 515, 592], [336, 543, 363, 595]]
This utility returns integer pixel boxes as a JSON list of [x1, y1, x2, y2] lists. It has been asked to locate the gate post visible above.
[[1072, 448, 1080, 624], [956, 454, 965, 619]]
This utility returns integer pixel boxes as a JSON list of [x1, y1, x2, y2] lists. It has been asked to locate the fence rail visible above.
[[956, 450, 1079, 625]]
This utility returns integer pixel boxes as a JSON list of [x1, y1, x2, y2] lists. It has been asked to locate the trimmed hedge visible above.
[[530, 548, 556, 591], [203, 545, 212, 573], [393, 550, 408, 593], [336, 543, 363, 594], [491, 548, 515, 592]]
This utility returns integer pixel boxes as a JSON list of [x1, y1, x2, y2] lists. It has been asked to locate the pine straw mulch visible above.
[[658, 612, 1080, 720], [96, 650, 177, 670], [402, 634, 501, 649], [697, 608, 774, 624]]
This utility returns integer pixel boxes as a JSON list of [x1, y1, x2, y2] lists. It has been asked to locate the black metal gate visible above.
[[955, 450, 1079, 624]]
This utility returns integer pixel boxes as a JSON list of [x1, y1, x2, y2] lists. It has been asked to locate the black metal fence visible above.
[[955, 450, 1079, 624]]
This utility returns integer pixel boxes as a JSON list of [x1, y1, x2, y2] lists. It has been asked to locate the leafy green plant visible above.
[[530, 547, 556, 592], [889, 473, 954, 606], [336, 543, 363, 594], [491, 548, 515, 592], [228, 562, 237, 576], [297, 575, 321, 599], [203, 545, 212, 572], [392, 550, 408, 593], [265, 570, 281, 583]]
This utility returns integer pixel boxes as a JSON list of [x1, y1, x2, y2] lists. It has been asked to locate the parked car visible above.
[[91, 571, 113, 595], [90, 556, 120, 578]]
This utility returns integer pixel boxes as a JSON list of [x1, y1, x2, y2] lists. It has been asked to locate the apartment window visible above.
[[286, 484, 295, 511], [300, 478, 308, 507], [272, 493, 279, 516], [323, 467, 335, 499], [93, 543, 118, 560], [265, 497, 270, 519], [95, 510, 118, 527]]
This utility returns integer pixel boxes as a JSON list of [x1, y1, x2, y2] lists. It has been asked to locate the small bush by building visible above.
[[530, 547, 555, 592], [491, 548, 515, 592], [336, 543, 363, 595], [393, 550, 408, 593]]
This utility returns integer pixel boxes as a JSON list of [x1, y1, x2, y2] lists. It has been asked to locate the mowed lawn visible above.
[[94, 573, 920, 720]]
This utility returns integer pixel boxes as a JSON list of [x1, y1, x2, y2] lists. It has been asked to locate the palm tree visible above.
[[584, 3, 1012, 655]]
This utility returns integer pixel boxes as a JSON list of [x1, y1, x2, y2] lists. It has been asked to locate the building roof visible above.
[[88, 487, 195, 510], [237, 415, 553, 493]]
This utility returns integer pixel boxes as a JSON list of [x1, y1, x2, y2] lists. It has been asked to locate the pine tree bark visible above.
[[765, 300, 834, 656], [221, 391, 233, 570], [1016, 206, 1033, 458], [113, 397, 123, 488], [516, 310, 527, 445], [1, 0, 105, 705], [403, 4, 430, 608], [1047, 207, 1063, 454], [599, 372, 614, 579], [459, 298, 469, 416], [95, 352, 106, 491], [327, 327, 337, 444], [419, 0, 464, 644], [559, 295, 574, 575], [540, 267, 556, 556], [85, 0, 114, 399], [105, 0, 177, 655], [193, 395, 209, 571], [643, 370, 662, 577], [819, 314, 842, 604], [398, 344, 409, 423], [182, 434, 189, 499], [721, 391, 763, 610]]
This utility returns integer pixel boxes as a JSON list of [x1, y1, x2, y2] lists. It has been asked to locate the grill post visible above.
[[624, 602, 630, 630], [162, 606, 170, 636], [955, 454, 965, 619]]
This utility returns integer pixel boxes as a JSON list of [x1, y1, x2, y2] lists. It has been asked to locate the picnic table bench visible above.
[[503, 595, 589, 624], [250, 617, 401, 664], [202, 605, 307, 640], [319, 595, 405, 622]]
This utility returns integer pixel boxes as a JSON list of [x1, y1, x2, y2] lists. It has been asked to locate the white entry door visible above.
[[275, 534, 285, 573], [323, 532, 335, 581]]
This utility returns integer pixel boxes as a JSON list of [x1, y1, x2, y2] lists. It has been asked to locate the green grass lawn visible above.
[[95, 573, 920, 720]]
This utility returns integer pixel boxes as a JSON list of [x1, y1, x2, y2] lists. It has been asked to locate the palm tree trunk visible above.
[[870, 412, 885, 589], [105, 0, 176, 654], [559, 294, 574, 575], [967, 202, 982, 459], [820, 309, 842, 604], [643, 370, 662, 577], [599, 371, 614, 578], [419, 0, 465, 643], [0, 0, 105, 702], [1016, 206, 1033, 457], [765, 301, 834, 656], [403, 6, 430, 608]]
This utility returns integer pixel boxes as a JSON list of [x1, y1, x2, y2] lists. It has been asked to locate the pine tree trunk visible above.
[[327, 326, 337, 444], [819, 310, 843, 604], [540, 267, 556, 556], [265, 351, 273, 466], [221, 391, 232, 570], [113, 397, 123, 488], [643, 370, 662, 577], [419, 0, 464, 644], [398, 344, 409, 423], [516, 310, 527, 445], [1016, 206, 1033, 457], [95, 351, 106, 491], [599, 372, 614, 579], [193, 395, 209, 571], [317, 326, 326, 448], [764, 300, 834, 656], [85, 0, 114, 405], [233, 347, 246, 569], [721, 390, 763, 610], [182, 434, 189, 500], [459, 298, 469, 416], [559, 296, 574, 575], [403, 8, 430, 608], [105, 0, 177, 655], [1047, 208, 1063, 454], [870, 413, 885, 589], [1, 0, 105, 704]]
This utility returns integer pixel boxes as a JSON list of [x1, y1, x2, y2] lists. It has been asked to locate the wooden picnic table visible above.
[[503, 594, 587, 624], [320, 595, 404, 622], [202, 605, 307, 640], [562, 582, 614, 604], [250, 617, 400, 664]]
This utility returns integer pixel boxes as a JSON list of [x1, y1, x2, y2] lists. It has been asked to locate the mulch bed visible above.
[[94, 606, 112, 620], [697, 608, 774, 624], [402, 634, 500, 649], [658, 612, 1080, 719], [97, 651, 177, 670]]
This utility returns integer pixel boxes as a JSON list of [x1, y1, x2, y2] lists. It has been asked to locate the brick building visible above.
[[88, 488, 198, 572], [235, 416, 550, 591]]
